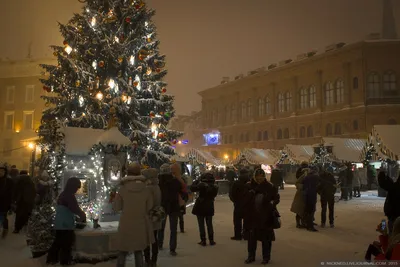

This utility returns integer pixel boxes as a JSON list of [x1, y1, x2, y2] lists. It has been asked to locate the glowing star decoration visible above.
[[79, 95, 84, 107], [64, 45, 72, 54], [129, 55, 135, 65], [134, 75, 141, 90], [91, 17, 96, 27], [151, 123, 159, 139], [92, 60, 97, 69], [96, 92, 103, 100]]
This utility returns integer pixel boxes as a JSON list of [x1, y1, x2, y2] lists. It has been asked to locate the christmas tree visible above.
[[39, 0, 181, 174]]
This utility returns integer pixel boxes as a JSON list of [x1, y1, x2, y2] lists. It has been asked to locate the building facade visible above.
[[0, 58, 55, 169], [197, 39, 400, 159]]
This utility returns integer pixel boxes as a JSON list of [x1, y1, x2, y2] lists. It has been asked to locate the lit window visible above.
[[247, 99, 252, 118], [325, 82, 334, 105], [285, 92, 292, 111], [367, 73, 380, 98], [278, 93, 285, 113], [258, 98, 264, 116], [336, 79, 344, 103], [383, 71, 397, 92], [300, 88, 308, 109], [265, 96, 271, 114], [241, 102, 246, 119], [309, 86, 316, 108]]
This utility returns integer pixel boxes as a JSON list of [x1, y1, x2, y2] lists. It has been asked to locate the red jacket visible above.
[[375, 235, 400, 261]]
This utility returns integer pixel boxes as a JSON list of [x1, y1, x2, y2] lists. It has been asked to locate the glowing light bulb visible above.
[[145, 21, 149, 27], [92, 60, 97, 69], [114, 36, 119, 43], [126, 96, 132, 105], [96, 92, 103, 100], [134, 75, 141, 90], [129, 55, 135, 65], [79, 95, 84, 107], [91, 17, 96, 27], [64, 45, 72, 54], [108, 79, 115, 89], [121, 95, 127, 102]]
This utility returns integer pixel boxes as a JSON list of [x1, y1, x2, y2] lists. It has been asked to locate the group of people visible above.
[[229, 168, 281, 264], [0, 164, 53, 238]]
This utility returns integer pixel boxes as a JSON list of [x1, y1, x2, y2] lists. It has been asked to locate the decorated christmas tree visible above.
[[39, 0, 181, 175]]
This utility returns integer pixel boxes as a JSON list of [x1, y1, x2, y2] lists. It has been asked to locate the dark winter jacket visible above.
[[9, 168, 19, 181], [318, 171, 337, 197], [229, 171, 249, 209], [0, 167, 14, 213], [14, 174, 36, 210], [346, 165, 354, 187], [378, 172, 400, 220], [226, 169, 237, 183], [270, 169, 283, 187], [159, 173, 183, 215], [303, 170, 319, 213], [191, 175, 219, 217], [243, 179, 280, 241], [296, 163, 309, 179]]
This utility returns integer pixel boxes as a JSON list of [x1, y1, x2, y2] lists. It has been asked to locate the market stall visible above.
[[283, 144, 314, 164], [322, 137, 366, 163]]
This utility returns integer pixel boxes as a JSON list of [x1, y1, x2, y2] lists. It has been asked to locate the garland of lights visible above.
[[276, 150, 288, 165], [311, 144, 332, 166]]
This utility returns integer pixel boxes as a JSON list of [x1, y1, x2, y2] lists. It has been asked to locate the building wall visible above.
[[0, 58, 54, 169], [197, 40, 400, 159]]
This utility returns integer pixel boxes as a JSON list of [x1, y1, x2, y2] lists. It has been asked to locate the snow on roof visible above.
[[97, 127, 131, 146], [187, 149, 221, 166], [231, 149, 280, 165], [284, 144, 314, 163], [371, 125, 400, 160], [322, 137, 366, 163], [63, 127, 105, 156], [170, 154, 189, 162]]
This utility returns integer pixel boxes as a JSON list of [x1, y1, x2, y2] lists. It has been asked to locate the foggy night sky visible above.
[[1, 0, 399, 115]]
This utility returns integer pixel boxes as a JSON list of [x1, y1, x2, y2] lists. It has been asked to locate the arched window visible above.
[[265, 96, 271, 114], [285, 92, 292, 111], [247, 99, 252, 118], [353, 77, 359, 89], [334, 122, 341, 135], [263, 131, 268, 140], [277, 129, 282, 139], [336, 79, 344, 103], [367, 72, 380, 98], [241, 101, 246, 119], [309, 85, 316, 108], [300, 88, 307, 109], [299, 126, 306, 138], [231, 104, 236, 122], [387, 118, 397, 125], [353, 120, 359, 130], [383, 71, 397, 92], [258, 98, 264, 116], [325, 82, 334, 105], [326, 124, 332, 136], [283, 128, 290, 139], [278, 93, 285, 113], [257, 131, 262, 141], [307, 126, 313, 137]]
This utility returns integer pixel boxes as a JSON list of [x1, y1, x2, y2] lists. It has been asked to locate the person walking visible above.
[[243, 169, 280, 265], [303, 165, 319, 232], [172, 163, 188, 233], [113, 163, 154, 267], [13, 170, 36, 233], [290, 167, 309, 229], [0, 166, 14, 238], [142, 168, 163, 267], [346, 163, 354, 200], [353, 168, 362, 198], [229, 169, 249, 240], [191, 172, 219, 246], [318, 168, 337, 228], [46, 177, 86, 265], [158, 164, 186, 256], [378, 172, 400, 234], [270, 167, 284, 190]]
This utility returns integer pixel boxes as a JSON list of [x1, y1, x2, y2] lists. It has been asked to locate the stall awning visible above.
[[284, 144, 314, 164], [186, 149, 221, 166], [232, 148, 279, 165], [322, 137, 366, 163], [366, 125, 400, 161]]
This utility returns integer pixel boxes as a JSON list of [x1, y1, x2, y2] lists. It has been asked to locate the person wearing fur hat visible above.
[[142, 168, 163, 267], [158, 163, 184, 256], [0, 166, 14, 237], [191, 172, 219, 246], [243, 168, 280, 265], [35, 171, 53, 205], [113, 163, 154, 267]]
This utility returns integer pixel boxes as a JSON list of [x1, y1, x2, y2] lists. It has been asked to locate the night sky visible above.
[[1, 0, 399, 115]]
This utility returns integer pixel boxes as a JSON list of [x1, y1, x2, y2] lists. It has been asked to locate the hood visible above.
[[64, 177, 81, 194], [0, 166, 8, 179], [142, 168, 159, 185], [160, 163, 171, 175], [121, 175, 147, 192]]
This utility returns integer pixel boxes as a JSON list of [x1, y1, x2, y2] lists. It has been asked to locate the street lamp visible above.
[[224, 154, 229, 160], [27, 142, 36, 178]]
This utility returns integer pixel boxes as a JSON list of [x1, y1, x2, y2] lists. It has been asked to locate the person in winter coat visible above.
[[172, 163, 188, 233], [270, 167, 284, 190], [13, 170, 36, 233], [353, 168, 362, 198], [338, 164, 348, 201], [243, 168, 280, 265], [35, 171, 53, 205], [142, 168, 162, 267], [46, 177, 86, 265], [113, 163, 154, 267], [346, 163, 354, 200], [367, 165, 377, 190], [303, 165, 320, 232], [290, 168, 309, 228], [378, 172, 400, 234], [318, 168, 337, 228], [191, 172, 219, 246], [158, 163, 187, 256], [229, 169, 249, 240], [0, 166, 14, 237], [296, 162, 309, 179]]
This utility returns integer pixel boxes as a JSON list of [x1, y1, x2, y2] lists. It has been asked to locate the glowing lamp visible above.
[[224, 154, 229, 159], [108, 79, 115, 89], [28, 143, 35, 150], [96, 92, 103, 100], [64, 45, 72, 54]]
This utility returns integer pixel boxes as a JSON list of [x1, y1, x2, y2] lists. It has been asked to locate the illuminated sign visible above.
[[203, 132, 220, 146]]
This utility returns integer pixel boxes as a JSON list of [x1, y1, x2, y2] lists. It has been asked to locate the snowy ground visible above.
[[1, 188, 385, 267]]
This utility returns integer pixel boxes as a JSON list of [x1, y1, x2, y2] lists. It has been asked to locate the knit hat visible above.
[[142, 168, 159, 185], [160, 163, 171, 175]]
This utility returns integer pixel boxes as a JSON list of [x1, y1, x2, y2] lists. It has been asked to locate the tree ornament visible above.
[[159, 111, 164, 115], [118, 57, 124, 63], [156, 68, 161, 73], [147, 38, 152, 43], [133, 81, 139, 87], [128, 77, 133, 86], [118, 70, 122, 77], [75, 80, 81, 87], [146, 68, 152, 75], [158, 132, 165, 139], [149, 111, 155, 118], [171, 139, 177, 145], [53, 51, 58, 57], [164, 112, 171, 118], [99, 61, 105, 67], [161, 87, 167, 93], [154, 60, 166, 68], [63, 40, 68, 46], [125, 17, 131, 23]]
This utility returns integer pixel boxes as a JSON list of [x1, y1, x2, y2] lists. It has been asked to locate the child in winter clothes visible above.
[[47, 177, 86, 265]]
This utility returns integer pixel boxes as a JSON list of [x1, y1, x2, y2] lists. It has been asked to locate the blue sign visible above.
[[203, 133, 220, 146]]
